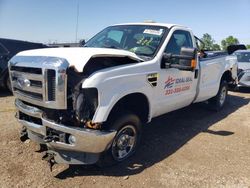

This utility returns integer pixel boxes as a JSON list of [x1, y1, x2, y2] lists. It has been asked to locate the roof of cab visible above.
[[113, 22, 187, 29]]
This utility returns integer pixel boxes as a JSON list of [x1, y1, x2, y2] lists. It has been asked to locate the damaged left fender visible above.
[[81, 66, 154, 124]]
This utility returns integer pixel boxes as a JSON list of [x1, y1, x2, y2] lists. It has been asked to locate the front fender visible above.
[[90, 74, 153, 123]]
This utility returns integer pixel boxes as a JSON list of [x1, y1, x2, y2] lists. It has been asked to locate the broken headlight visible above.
[[74, 88, 98, 123]]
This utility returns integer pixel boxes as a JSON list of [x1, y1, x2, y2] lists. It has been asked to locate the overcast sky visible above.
[[0, 0, 249, 45]]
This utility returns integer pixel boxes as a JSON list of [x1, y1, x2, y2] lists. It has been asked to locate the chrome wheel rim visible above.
[[111, 125, 137, 161], [219, 86, 227, 106]]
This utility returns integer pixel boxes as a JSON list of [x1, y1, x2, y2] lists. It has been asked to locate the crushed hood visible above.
[[16, 47, 143, 72]]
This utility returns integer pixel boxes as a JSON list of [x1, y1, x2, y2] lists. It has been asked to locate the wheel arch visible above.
[[106, 92, 151, 124], [220, 70, 233, 83]]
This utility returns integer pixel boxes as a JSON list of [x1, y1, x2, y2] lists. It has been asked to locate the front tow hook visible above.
[[42, 152, 56, 172], [43, 135, 59, 143], [20, 127, 29, 142]]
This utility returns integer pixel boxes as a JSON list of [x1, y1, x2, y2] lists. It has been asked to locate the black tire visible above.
[[208, 80, 228, 111], [228, 83, 238, 91], [97, 113, 142, 167]]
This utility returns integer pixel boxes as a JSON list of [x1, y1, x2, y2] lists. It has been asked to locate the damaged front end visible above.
[[15, 98, 116, 165], [67, 66, 100, 128], [10, 57, 119, 166], [10, 51, 141, 166]]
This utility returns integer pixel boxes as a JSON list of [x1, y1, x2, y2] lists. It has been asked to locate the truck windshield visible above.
[[235, 52, 250, 63], [84, 25, 168, 58]]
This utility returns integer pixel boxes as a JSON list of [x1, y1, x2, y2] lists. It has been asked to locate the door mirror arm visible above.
[[162, 53, 172, 68], [79, 39, 86, 47]]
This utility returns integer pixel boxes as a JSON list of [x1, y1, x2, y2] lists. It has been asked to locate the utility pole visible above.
[[75, 0, 79, 43]]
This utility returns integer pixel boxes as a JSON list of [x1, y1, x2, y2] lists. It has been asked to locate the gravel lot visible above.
[[0, 88, 250, 188]]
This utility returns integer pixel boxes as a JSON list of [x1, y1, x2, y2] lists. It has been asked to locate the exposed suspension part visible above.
[[42, 152, 56, 172], [20, 126, 29, 142]]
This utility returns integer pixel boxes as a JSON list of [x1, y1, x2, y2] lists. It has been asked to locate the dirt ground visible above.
[[0, 88, 250, 188]]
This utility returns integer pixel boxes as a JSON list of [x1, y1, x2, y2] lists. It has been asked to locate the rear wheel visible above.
[[208, 80, 228, 111], [97, 113, 141, 167]]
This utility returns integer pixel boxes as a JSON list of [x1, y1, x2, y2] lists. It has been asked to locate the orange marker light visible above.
[[191, 59, 197, 69]]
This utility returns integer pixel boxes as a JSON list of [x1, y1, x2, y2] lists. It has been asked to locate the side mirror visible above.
[[179, 47, 196, 67], [79, 39, 86, 47], [162, 47, 197, 71]]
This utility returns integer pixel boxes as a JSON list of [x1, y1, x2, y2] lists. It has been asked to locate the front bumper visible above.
[[15, 99, 116, 164]]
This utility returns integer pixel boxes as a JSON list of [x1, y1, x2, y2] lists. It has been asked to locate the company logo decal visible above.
[[164, 77, 175, 89], [164, 76, 192, 95]]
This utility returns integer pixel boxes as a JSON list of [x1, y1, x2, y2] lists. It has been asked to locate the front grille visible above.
[[15, 88, 43, 100], [11, 66, 44, 100], [47, 69, 56, 101], [19, 111, 42, 125], [10, 66, 42, 74], [30, 80, 42, 88], [9, 64, 67, 109]]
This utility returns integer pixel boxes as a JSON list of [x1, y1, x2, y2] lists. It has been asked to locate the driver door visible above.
[[154, 29, 198, 116]]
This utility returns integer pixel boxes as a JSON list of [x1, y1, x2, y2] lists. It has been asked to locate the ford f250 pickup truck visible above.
[[9, 23, 237, 168]]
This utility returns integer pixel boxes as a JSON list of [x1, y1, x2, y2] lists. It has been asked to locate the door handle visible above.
[[194, 69, 199, 79]]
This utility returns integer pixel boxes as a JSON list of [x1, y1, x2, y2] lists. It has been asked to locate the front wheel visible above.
[[208, 80, 228, 111], [97, 113, 141, 167]]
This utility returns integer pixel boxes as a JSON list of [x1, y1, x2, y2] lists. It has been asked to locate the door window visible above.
[[164, 30, 193, 64], [165, 30, 193, 55]]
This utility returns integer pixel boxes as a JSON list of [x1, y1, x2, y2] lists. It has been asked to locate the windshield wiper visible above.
[[136, 52, 152, 57], [103, 45, 121, 49]]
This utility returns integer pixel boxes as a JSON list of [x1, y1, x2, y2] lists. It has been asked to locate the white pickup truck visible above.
[[9, 23, 237, 167]]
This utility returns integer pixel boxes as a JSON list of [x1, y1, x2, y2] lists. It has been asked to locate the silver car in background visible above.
[[234, 50, 250, 87]]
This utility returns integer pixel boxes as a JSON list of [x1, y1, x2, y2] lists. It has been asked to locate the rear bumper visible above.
[[15, 99, 116, 164]]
